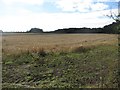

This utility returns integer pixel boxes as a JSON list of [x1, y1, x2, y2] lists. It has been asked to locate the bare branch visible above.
[[106, 10, 120, 22]]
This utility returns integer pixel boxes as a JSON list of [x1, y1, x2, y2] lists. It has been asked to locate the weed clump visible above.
[[38, 48, 47, 57], [72, 45, 92, 53]]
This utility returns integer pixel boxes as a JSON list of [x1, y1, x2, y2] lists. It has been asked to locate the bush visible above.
[[72, 45, 92, 53], [38, 48, 47, 57]]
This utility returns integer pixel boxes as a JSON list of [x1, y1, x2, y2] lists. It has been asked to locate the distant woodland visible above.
[[27, 22, 120, 34], [2, 21, 120, 34]]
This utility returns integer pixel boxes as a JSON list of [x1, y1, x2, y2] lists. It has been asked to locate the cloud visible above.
[[0, 0, 118, 32], [1, 0, 44, 5], [97, 0, 119, 2], [0, 9, 117, 32], [0, 0, 44, 16], [55, 0, 90, 12], [55, 0, 117, 12], [91, 3, 109, 11]]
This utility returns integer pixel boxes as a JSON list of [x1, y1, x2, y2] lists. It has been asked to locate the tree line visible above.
[[27, 22, 120, 34]]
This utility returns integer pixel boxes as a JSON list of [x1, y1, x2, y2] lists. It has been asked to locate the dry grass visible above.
[[2, 33, 118, 54]]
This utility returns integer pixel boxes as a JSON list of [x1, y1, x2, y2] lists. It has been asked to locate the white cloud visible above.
[[55, 0, 78, 12], [0, 0, 118, 32], [91, 3, 108, 11], [55, 0, 92, 12], [0, 0, 44, 16], [76, 1, 92, 12], [55, 0, 109, 12], [0, 9, 117, 32], [97, 0, 119, 2], [2, 0, 44, 5]]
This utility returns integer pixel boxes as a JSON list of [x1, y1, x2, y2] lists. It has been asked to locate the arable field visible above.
[[2, 33, 119, 88], [2, 33, 118, 54]]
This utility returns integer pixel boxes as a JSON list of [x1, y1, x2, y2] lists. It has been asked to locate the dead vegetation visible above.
[[2, 34, 118, 54]]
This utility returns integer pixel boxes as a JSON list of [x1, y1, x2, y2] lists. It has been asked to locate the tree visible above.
[[106, 1, 120, 22], [106, 10, 120, 22], [28, 28, 43, 33], [105, 2, 120, 34]]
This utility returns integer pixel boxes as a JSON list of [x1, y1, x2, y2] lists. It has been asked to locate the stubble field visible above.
[[2, 33, 119, 88], [2, 33, 118, 54]]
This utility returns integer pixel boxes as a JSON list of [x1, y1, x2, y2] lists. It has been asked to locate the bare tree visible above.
[[106, 10, 120, 22], [106, 1, 120, 22]]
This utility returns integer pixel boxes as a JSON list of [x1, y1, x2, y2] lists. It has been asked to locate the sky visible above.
[[0, 0, 119, 32]]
